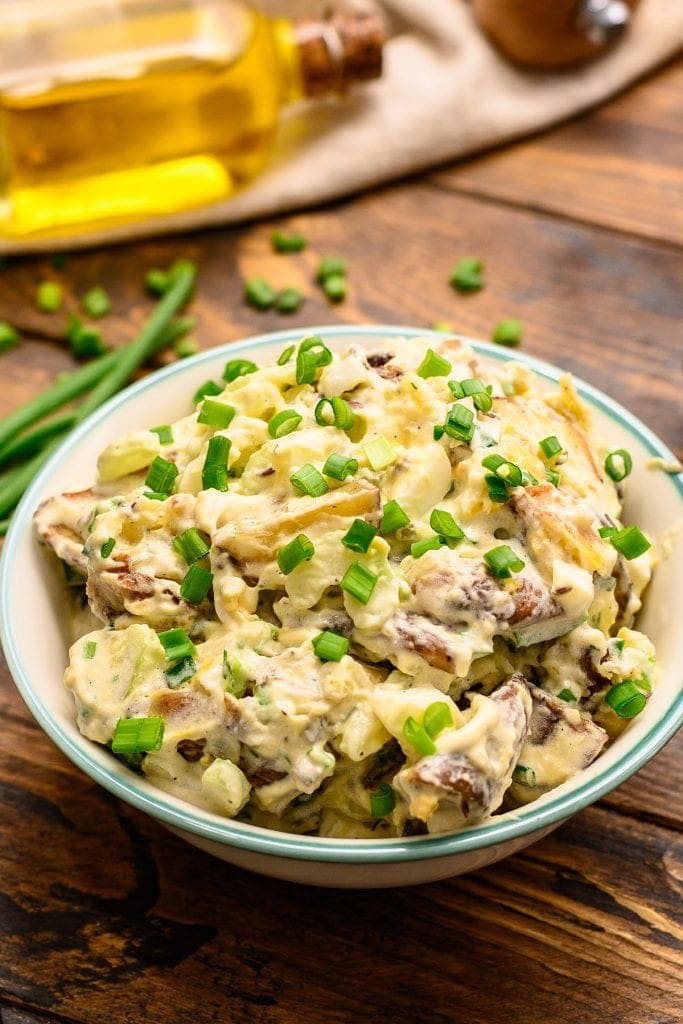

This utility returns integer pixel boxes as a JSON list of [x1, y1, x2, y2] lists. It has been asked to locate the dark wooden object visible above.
[[0, 57, 681, 1024]]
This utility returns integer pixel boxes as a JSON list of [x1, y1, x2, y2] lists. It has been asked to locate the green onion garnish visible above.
[[295, 336, 333, 385], [545, 467, 561, 487], [0, 322, 19, 352], [173, 528, 210, 564], [201, 436, 231, 492], [100, 538, 115, 558], [277, 344, 296, 366], [159, 627, 196, 662], [512, 764, 537, 786], [539, 436, 563, 460], [223, 651, 248, 697], [145, 268, 170, 296], [271, 230, 307, 253], [268, 409, 302, 438], [598, 526, 616, 539], [144, 456, 178, 495], [341, 519, 378, 553], [429, 509, 465, 541], [314, 397, 355, 430], [244, 277, 277, 310], [557, 688, 577, 702], [485, 474, 509, 503], [223, 358, 258, 383], [37, 280, 63, 313], [362, 436, 397, 471], [492, 319, 523, 348], [192, 379, 223, 404], [83, 640, 97, 659], [66, 315, 106, 359], [379, 499, 410, 535], [312, 630, 349, 662], [605, 449, 633, 483], [112, 717, 165, 755], [433, 425, 445, 440], [151, 425, 174, 445], [180, 564, 213, 604], [143, 491, 168, 501], [166, 656, 196, 689], [443, 403, 475, 443], [322, 275, 347, 303], [605, 681, 647, 718], [322, 453, 359, 481], [403, 716, 437, 757], [340, 561, 378, 605], [416, 348, 452, 379], [423, 701, 453, 739], [81, 285, 111, 319], [460, 377, 486, 396], [174, 336, 199, 358], [277, 534, 315, 575], [316, 257, 347, 282], [484, 544, 525, 578], [276, 287, 304, 314], [369, 782, 395, 818], [290, 463, 329, 497], [197, 399, 236, 429], [410, 535, 445, 558], [481, 453, 523, 487], [450, 258, 484, 293], [605, 525, 650, 560]]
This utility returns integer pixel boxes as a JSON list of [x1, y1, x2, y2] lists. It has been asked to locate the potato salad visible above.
[[34, 334, 656, 838]]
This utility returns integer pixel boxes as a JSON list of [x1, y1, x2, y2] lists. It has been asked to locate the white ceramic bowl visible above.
[[1, 325, 681, 888]]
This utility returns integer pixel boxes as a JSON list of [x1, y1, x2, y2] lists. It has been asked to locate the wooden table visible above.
[[1, 58, 681, 1024]]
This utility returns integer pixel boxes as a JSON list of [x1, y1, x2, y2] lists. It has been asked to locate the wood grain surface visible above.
[[0, 55, 681, 1024]]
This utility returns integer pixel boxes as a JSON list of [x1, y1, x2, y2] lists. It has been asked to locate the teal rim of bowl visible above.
[[2, 324, 682, 864]]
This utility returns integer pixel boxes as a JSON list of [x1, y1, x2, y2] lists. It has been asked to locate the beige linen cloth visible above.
[[6, 0, 683, 251]]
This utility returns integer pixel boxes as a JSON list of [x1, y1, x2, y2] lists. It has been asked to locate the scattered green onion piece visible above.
[[37, 281, 63, 313], [173, 528, 210, 564], [66, 315, 106, 359], [369, 782, 396, 818], [290, 463, 329, 497], [174, 336, 199, 358], [158, 627, 196, 662], [605, 681, 647, 718], [417, 349, 452, 379], [223, 358, 258, 382], [448, 380, 464, 399], [557, 689, 577, 702], [423, 701, 453, 739], [481, 454, 522, 487], [268, 409, 302, 438], [202, 435, 231, 491], [100, 538, 115, 559], [197, 399, 236, 429], [605, 449, 633, 483], [322, 275, 347, 303], [444, 403, 475, 443], [362, 436, 397, 471], [380, 499, 410, 535], [312, 630, 349, 662], [0, 322, 20, 352], [145, 268, 170, 296], [316, 257, 346, 282], [539, 435, 563, 460], [433, 425, 445, 440], [83, 640, 97, 659], [165, 655, 196, 689], [277, 344, 296, 366], [271, 230, 307, 253], [322, 453, 358, 481], [432, 321, 454, 333], [244, 277, 277, 310], [112, 717, 165, 755], [460, 378, 486, 396], [81, 285, 111, 319], [296, 336, 333, 385], [193, 380, 223, 403], [512, 764, 537, 786], [484, 544, 525, 578], [403, 716, 437, 757], [276, 287, 304, 314], [223, 651, 248, 697], [144, 456, 178, 495], [492, 319, 523, 348], [545, 467, 561, 488], [521, 470, 539, 486], [606, 525, 650, 560], [473, 391, 493, 412], [410, 535, 445, 558], [143, 491, 168, 501], [450, 258, 483, 293], [151, 425, 173, 445], [314, 397, 355, 430], [430, 509, 465, 541], [180, 564, 213, 603], [598, 526, 617, 539], [485, 474, 508, 503], [340, 561, 378, 605], [341, 519, 378, 553], [277, 534, 315, 575]]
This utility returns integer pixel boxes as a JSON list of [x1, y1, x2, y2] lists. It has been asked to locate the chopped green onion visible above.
[[244, 277, 277, 310], [341, 519, 378, 553], [461, 377, 486, 396], [100, 538, 115, 559], [274, 288, 302, 315], [512, 764, 537, 786], [423, 701, 453, 739], [316, 257, 346, 282], [448, 380, 464, 399], [521, 470, 539, 486], [268, 409, 302, 438], [557, 688, 577, 702], [312, 630, 349, 662], [36, 280, 63, 313], [429, 509, 465, 541], [605, 449, 633, 483], [296, 336, 333, 385], [174, 336, 199, 358], [598, 526, 617, 539], [369, 782, 395, 818], [433, 425, 445, 440], [277, 344, 296, 366], [166, 656, 196, 688], [223, 651, 248, 697], [66, 315, 106, 359], [606, 525, 650, 560], [403, 716, 437, 757], [173, 527, 210, 564], [380, 499, 410, 535], [539, 435, 563, 460], [81, 285, 111, 319], [322, 275, 347, 303], [340, 561, 378, 605], [605, 681, 647, 718], [223, 358, 258, 382], [144, 456, 178, 495], [362, 436, 397, 471], [473, 391, 493, 412], [180, 564, 213, 603], [158, 627, 196, 662], [277, 534, 315, 575], [83, 640, 97, 659], [143, 491, 167, 501], [145, 268, 170, 296], [410, 535, 445, 558], [193, 380, 223, 404], [201, 435, 231, 491], [197, 399, 236, 429], [486, 475, 509, 503], [322, 453, 359, 481], [450, 258, 483, 293], [151, 425, 174, 445], [432, 321, 454, 333], [0, 322, 20, 352], [417, 349, 452, 379], [112, 717, 164, 755], [290, 463, 329, 497], [314, 397, 355, 430], [443, 403, 475, 443], [492, 319, 523, 348], [545, 467, 561, 488], [484, 545, 525, 578], [481, 453, 522, 487], [271, 230, 307, 253]]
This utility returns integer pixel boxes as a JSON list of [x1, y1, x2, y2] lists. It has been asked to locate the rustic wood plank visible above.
[[429, 59, 683, 246]]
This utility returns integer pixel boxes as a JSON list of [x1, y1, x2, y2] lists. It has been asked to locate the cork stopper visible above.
[[293, 9, 385, 97]]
